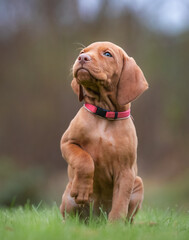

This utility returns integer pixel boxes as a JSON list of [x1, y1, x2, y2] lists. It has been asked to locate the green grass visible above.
[[0, 204, 188, 240]]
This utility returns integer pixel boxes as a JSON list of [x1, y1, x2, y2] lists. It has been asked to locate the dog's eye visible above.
[[103, 51, 112, 57]]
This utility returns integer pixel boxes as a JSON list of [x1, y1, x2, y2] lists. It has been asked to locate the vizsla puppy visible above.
[[60, 41, 148, 221]]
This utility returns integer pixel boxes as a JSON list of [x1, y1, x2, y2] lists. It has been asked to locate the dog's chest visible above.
[[72, 110, 137, 170], [82, 120, 134, 167]]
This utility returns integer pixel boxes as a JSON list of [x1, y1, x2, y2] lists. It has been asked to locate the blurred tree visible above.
[[0, 0, 188, 180]]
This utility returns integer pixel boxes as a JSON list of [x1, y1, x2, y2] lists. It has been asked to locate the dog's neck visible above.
[[83, 90, 130, 112]]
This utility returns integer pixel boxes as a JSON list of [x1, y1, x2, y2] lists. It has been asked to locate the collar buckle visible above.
[[95, 106, 107, 118]]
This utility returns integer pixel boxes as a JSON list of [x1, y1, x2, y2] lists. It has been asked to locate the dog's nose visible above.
[[78, 53, 91, 64]]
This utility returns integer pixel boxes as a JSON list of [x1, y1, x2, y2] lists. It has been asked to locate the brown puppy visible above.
[[60, 42, 148, 221]]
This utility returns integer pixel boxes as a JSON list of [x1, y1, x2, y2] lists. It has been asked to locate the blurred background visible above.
[[0, 0, 189, 209]]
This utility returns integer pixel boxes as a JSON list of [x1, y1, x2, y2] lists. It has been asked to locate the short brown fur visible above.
[[60, 41, 148, 221]]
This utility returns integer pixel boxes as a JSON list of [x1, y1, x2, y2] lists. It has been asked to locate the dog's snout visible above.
[[78, 53, 91, 64]]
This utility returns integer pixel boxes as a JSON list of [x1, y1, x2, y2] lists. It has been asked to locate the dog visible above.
[[60, 41, 148, 221]]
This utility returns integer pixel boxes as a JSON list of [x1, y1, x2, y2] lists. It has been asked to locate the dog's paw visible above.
[[108, 210, 126, 222], [70, 176, 93, 204]]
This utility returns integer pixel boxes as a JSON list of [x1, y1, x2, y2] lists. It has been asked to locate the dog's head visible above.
[[72, 42, 148, 106]]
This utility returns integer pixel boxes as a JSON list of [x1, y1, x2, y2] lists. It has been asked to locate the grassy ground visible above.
[[0, 204, 188, 240]]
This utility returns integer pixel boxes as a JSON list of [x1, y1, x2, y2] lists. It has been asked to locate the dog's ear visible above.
[[71, 78, 84, 102], [117, 54, 148, 105]]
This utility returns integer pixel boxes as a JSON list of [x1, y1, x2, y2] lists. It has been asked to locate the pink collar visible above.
[[84, 103, 131, 120]]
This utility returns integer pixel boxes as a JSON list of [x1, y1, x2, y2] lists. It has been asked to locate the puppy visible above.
[[60, 41, 148, 221]]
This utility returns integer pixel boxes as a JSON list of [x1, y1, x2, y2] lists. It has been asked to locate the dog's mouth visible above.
[[75, 67, 99, 96], [75, 67, 93, 80]]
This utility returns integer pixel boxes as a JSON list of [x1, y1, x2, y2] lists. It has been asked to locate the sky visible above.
[[78, 0, 189, 35], [0, 0, 189, 37]]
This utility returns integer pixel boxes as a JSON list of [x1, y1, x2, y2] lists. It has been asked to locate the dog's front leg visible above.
[[61, 142, 94, 204], [108, 169, 135, 221]]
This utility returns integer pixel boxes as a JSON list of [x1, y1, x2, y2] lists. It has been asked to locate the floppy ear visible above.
[[117, 54, 148, 105], [71, 78, 84, 102]]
